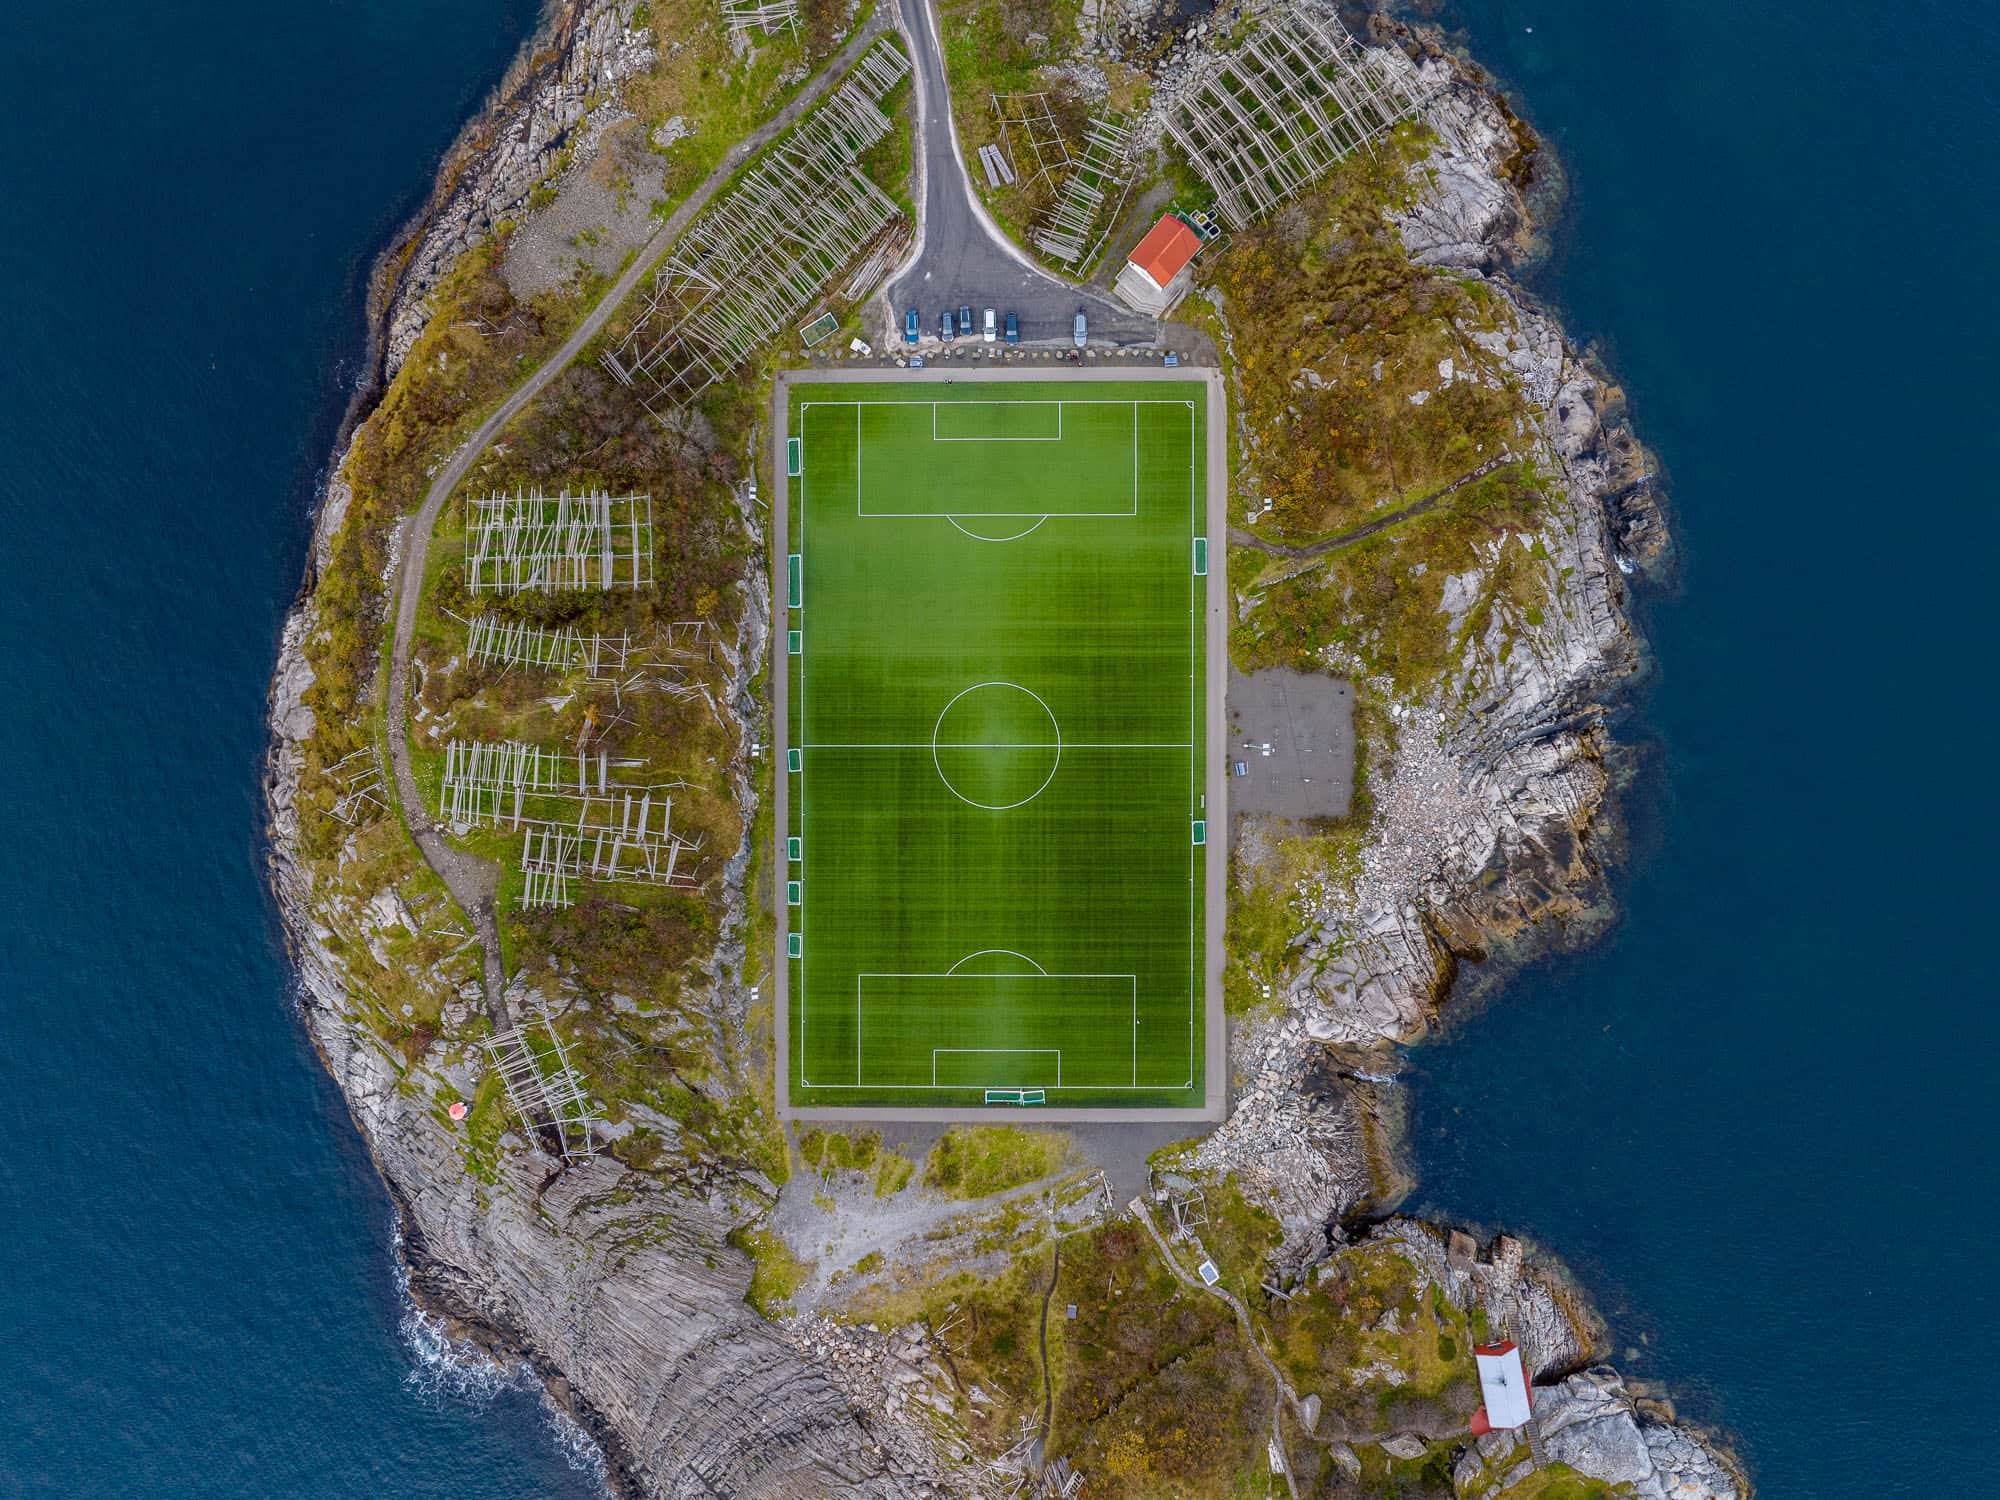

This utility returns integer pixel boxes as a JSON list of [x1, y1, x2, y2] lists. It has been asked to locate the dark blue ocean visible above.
[[1407, 3, 2000, 1495], [1, 1, 1990, 1495], [0, 2, 601, 1495]]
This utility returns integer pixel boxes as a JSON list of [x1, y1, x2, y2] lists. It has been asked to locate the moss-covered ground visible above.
[[922, 1127, 1071, 1199], [291, 8, 903, 1205], [1202, 125, 1562, 703], [1269, 1241, 1480, 1437]]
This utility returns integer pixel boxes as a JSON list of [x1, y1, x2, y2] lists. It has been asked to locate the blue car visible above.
[[1004, 311, 1019, 345], [904, 309, 919, 345]]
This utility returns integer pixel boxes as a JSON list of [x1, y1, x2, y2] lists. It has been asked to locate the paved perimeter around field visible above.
[[772, 367, 1227, 1122]]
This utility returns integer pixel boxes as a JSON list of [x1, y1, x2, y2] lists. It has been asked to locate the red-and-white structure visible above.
[[1471, 1341, 1534, 1433], [1113, 214, 1204, 315]]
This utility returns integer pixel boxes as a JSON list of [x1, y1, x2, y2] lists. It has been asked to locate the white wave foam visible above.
[[538, 1384, 612, 1491], [390, 1220, 519, 1409], [387, 1220, 613, 1492], [399, 1299, 519, 1409]]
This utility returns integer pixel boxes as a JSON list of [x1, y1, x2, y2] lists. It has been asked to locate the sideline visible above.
[[771, 366, 1227, 1124], [379, 15, 891, 1017]]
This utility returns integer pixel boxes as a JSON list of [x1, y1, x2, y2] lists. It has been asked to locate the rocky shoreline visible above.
[[370, 0, 653, 384], [264, 3, 1748, 1496]]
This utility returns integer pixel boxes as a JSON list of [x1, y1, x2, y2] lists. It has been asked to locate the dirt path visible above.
[[1035, 1240, 1061, 1456], [1229, 452, 1517, 564], [381, 16, 890, 1019], [1128, 1196, 1301, 1500]]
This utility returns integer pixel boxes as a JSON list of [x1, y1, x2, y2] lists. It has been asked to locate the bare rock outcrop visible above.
[[269, 588, 953, 1496], [1458, 1368, 1746, 1500], [379, 0, 655, 376]]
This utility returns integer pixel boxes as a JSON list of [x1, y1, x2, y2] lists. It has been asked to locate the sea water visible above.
[[1409, 4, 2000, 1493], [0, 2, 601, 1493], [5, 0, 1991, 1493]]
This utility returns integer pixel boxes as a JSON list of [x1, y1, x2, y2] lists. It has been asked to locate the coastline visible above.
[[262, 2, 1749, 1495]]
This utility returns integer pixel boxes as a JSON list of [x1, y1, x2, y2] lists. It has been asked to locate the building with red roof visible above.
[[1114, 214, 1204, 314], [1470, 1341, 1535, 1433]]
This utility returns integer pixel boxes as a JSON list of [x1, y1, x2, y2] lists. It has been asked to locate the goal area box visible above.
[[775, 374, 1221, 1118]]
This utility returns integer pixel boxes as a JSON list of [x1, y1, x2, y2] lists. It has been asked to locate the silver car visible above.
[[1072, 307, 1087, 347]]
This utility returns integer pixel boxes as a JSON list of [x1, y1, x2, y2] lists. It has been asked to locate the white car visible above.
[[1072, 308, 1088, 347], [982, 307, 997, 342]]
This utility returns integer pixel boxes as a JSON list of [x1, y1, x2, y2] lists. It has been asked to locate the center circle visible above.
[[931, 682, 1061, 811]]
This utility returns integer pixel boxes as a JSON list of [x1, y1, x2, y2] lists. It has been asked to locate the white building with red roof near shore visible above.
[[1471, 1341, 1534, 1434], [1114, 214, 1204, 315]]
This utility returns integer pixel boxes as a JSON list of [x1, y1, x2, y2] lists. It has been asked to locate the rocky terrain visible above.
[[1199, 35, 1667, 1192], [265, 2, 1747, 1496], [376, 0, 654, 377]]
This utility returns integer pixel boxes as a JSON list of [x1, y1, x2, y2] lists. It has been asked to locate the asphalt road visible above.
[[882, 0, 1159, 350]]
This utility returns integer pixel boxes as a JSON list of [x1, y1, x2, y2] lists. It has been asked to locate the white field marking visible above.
[[792, 392, 1207, 1096], [1185, 400, 1197, 1077], [930, 681, 1061, 811], [947, 514, 1048, 542], [932, 1049, 1063, 1087], [845, 972, 1143, 1090], [931, 401, 1063, 441], [801, 397, 1174, 518], [947, 947, 1050, 975]]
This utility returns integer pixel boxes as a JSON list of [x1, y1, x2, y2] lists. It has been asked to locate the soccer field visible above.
[[779, 379, 1214, 1113]]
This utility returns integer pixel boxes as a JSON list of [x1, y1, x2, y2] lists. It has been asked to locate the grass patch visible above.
[[875, 1152, 916, 1197], [1477, 1461, 1635, 1500], [923, 1126, 1068, 1198], [1050, 1220, 1272, 1498], [731, 1226, 809, 1317], [800, 1127, 882, 1174], [1268, 1240, 1480, 1436]]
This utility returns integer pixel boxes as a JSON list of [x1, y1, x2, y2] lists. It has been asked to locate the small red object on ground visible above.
[[447, 1101, 468, 1122]]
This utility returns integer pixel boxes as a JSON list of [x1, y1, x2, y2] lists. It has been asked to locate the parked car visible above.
[[940, 309, 955, 341], [959, 303, 973, 336], [1072, 307, 1087, 347], [904, 309, 919, 345], [1004, 311, 1019, 345], [982, 307, 997, 342]]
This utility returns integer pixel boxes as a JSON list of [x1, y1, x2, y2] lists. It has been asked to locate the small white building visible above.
[[1114, 214, 1204, 316], [1474, 1342, 1534, 1431]]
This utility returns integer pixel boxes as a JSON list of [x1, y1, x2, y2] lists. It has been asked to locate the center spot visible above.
[[931, 682, 1061, 810]]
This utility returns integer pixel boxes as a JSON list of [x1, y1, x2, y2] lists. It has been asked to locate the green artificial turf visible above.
[[785, 381, 1207, 1110]]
